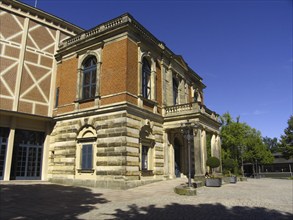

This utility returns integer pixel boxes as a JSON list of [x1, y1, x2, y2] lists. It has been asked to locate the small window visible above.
[[82, 57, 97, 100], [81, 144, 93, 170], [142, 58, 151, 99]]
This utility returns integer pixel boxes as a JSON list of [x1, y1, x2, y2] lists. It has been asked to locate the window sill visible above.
[[77, 169, 95, 173], [75, 96, 100, 104], [141, 170, 154, 176], [139, 96, 157, 107]]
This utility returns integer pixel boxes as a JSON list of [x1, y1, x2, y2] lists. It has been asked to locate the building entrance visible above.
[[10, 129, 44, 180], [174, 138, 181, 178]]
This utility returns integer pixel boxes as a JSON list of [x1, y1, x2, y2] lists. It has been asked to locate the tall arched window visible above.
[[82, 56, 97, 100], [142, 58, 151, 99], [173, 78, 179, 105]]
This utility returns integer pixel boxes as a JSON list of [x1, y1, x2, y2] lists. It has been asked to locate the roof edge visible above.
[[1, 0, 84, 33]]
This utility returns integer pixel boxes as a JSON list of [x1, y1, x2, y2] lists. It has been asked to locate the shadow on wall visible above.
[[107, 203, 292, 220], [0, 183, 108, 220]]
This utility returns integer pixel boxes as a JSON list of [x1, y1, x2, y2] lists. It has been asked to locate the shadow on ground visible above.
[[108, 203, 293, 220], [0, 184, 108, 219]]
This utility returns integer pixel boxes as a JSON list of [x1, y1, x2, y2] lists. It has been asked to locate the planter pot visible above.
[[223, 176, 237, 184], [239, 177, 248, 181], [205, 178, 222, 187], [230, 176, 237, 183]]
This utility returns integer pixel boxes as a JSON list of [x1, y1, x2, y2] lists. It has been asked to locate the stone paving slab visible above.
[[0, 178, 292, 219]]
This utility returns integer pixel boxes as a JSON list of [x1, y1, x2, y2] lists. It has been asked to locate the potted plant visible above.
[[205, 156, 222, 187]]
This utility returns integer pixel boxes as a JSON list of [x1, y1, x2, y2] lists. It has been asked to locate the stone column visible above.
[[211, 134, 216, 157], [217, 135, 222, 173], [193, 128, 202, 176], [168, 143, 175, 178], [211, 133, 221, 173], [163, 130, 169, 176], [200, 129, 207, 174]]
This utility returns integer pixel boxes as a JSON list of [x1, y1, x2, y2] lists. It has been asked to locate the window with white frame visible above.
[[76, 126, 97, 173]]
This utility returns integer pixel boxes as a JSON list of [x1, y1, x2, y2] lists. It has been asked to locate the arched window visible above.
[[139, 123, 155, 176], [142, 58, 151, 99], [82, 56, 97, 100], [173, 78, 179, 105], [76, 126, 97, 173]]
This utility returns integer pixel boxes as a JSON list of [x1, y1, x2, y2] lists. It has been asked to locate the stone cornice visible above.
[[57, 13, 204, 86], [53, 102, 164, 124]]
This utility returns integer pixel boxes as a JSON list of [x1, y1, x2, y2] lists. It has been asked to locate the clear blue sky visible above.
[[20, 0, 292, 139]]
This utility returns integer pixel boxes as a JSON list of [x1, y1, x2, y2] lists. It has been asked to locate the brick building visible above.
[[0, 0, 221, 188]]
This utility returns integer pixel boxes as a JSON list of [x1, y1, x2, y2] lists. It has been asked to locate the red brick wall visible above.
[[100, 39, 127, 98], [57, 57, 78, 106], [55, 37, 167, 114], [100, 39, 128, 105], [126, 39, 138, 96]]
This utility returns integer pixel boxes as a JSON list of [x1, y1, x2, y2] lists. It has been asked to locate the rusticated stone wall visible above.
[[48, 110, 164, 188]]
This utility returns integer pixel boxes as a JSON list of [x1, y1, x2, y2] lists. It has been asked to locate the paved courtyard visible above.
[[0, 178, 292, 219]]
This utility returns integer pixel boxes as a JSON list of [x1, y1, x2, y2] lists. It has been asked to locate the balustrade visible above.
[[164, 102, 219, 121]]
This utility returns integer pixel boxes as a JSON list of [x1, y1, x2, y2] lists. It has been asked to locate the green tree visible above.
[[220, 113, 273, 171], [242, 128, 274, 164], [220, 113, 246, 164], [263, 136, 279, 153], [279, 115, 293, 159]]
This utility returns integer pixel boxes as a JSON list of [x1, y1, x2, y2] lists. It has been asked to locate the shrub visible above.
[[223, 158, 236, 174]]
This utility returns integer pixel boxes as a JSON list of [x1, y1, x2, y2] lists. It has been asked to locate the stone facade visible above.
[[0, 1, 221, 188]]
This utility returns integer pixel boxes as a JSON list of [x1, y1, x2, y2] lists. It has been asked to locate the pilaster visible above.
[[49, 29, 60, 116], [41, 123, 52, 180], [137, 43, 143, 107], [3, 117, 16, 180]]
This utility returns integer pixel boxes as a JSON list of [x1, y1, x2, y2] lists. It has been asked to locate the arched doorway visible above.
[[174, 138, 181, 177]]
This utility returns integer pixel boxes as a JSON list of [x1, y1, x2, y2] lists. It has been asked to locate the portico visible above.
[[163, 101, 221, 179]]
